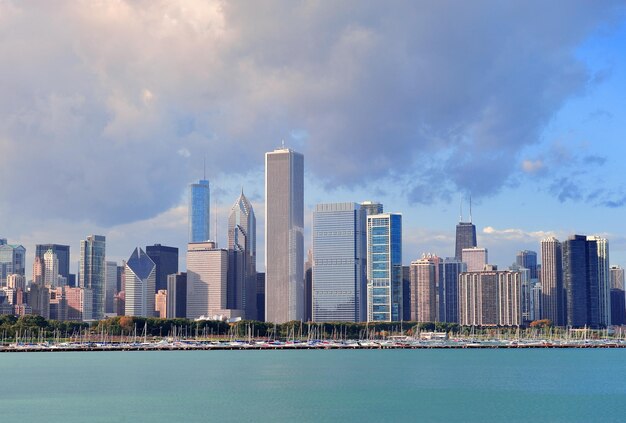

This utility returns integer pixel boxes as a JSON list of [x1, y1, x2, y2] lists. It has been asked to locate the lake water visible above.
[[1, 349, 625, 422]]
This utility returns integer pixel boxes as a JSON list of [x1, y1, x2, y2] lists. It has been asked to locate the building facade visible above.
[[105, 261, 118, 315], [35, 244, 70, 283], [438, 258, 466, 323], [540, 237, 565, 326], [455, 222, 477, 262], [227, 190, 257, 320], [563, 235, 600, 328], [312, 202, 366, 322], [166, 272, 187, 318], [516, 250, 538, 280], [124, 248, 156, 318], [587, 236, 610, 327], [462, 247, 488, 272], [0, 242, 26, 286], [186, 242, 231, 319], [265, 148, 304, 323], [146, 244, 179, 293], [189, 179, 211, 243], [366, 213, 402, 322], [410, 256, 437, 323], [79, 235, 106, 320]]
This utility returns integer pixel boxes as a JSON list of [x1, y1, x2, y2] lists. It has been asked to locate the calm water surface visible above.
[[1, 349, 625, 422]]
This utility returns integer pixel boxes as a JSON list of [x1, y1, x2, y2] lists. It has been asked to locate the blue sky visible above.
[[0, 1, 625, 276]]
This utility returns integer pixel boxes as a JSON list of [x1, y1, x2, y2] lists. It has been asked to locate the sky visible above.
[[1, 1, 626, 278]]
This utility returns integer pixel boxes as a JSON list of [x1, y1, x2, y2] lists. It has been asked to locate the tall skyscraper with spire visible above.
[[227, 189, 257, 320], [189, 164, 211, 243], [454, 196, 477, 261], [265, 146, 304, 323]]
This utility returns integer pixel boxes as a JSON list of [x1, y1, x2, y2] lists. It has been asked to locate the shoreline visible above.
[[3, 341, 625, 352]]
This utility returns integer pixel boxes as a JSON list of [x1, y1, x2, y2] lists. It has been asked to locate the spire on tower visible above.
[[469, 194, 473, 223], [459, 193, 463, 223]]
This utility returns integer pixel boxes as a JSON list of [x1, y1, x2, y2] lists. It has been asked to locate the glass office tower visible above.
[[312, 202, 366, 322], [189, 179, 211, 243], [366, 213, 402, 322], [79, 235, 106, 320]]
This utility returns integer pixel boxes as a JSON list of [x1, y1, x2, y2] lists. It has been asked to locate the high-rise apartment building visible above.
[[265, 147, 304, 323], [189, 179, 211, 243], [79, 235, 106, 320], [0, 242, 26, 286], [186, 242, 231, 319], [410, 256, 437, 323], [462, 247, 488, 272], [124, 248, 156, 318], [312, 202, 366, 322], [587, 236, 610, 327], [366, 213, 402, 322], [540, 237, 565, 326], [65, 287, 92, 321], [35, 244, 70, 282], [458, 267, 521, 326], [438, 258, 466, 323], [227, 190, 257, 320], [146, 244, 179, 293], [563, 235, 599, 328], [516, 250, 538, 280], [531, 282, 542, 321]]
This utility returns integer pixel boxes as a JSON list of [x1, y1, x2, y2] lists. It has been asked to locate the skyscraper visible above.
[[516, 250, 538, 280], [454, 198, 477, 262], [227, 190, 257, 320], [124, 248, 156, 318], [462, 247, 488, 272], [43, 249, 60, 287], [367, 213, 402, 322], [541, 237, 565, 326], [458, 266, 521, 327], [189, 179, 211, 243], [146, 244, 179, 293], [186, 241, 231, 319], [563, 235, 599, 328], [438, 258, 466, 323], [35, 244, 70, 282], [79, 235, 106, 320], [265, 147, 304, 323], [587, 236, 610, 327], [0, 242, 26, 286], [410, 256, 437, 323], [312, 202, 366, 322], [167, 272, 187, 318]]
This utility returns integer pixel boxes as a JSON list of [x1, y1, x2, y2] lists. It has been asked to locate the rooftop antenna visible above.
[[203, 155, 206, 180], [469, 194, 473, 223], [459, 193, 463, 222], [281, 139, 285, 149], [214, 187, 218, 243]]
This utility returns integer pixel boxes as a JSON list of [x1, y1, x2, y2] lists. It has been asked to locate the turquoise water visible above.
[[1, 349, 625, 422]]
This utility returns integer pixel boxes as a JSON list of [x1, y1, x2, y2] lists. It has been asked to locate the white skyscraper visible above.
[[265, 147, 304, 323], [43, 249, 59, 288], [124, 248, 156, 318]]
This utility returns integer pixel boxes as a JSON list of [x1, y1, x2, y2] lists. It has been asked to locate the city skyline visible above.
[[1, 3, 626, 279]]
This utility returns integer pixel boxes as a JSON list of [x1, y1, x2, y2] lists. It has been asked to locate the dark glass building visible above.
[[438, 258, 466, 323], [562, 235, 599, 328], [35, 244, 71, 281], [166, 272, 187, 318], [516, 250, 538, 279], [256, 272, 265, 321], [455, 222, 477, 261], [402, 265, 411, 321], [146, 244, 179, 293], [610, 289, 625, 326]]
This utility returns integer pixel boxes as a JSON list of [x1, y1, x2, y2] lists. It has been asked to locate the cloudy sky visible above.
[[1, 1, 626, 277]]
